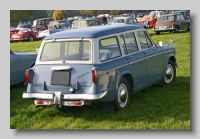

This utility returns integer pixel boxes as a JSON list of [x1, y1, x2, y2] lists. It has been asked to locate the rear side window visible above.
[[99, 37, 121, 62]]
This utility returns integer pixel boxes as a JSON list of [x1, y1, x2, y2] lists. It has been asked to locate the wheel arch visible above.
[[117, 71, 134, 94]]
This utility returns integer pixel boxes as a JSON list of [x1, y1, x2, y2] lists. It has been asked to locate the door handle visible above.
[[143, 50, 148, 54]]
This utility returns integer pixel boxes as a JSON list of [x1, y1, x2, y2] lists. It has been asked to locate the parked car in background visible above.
[[17, 20, 32, 28], [22, 25, 178, 112], [32, 18, 53, 32], [67, 19, 74, 28], [10, 28, 38, 42], [10, 49, 37, 86], [152, 13, 190, 35], [108, 17, 147, 28], [139, 15, 157, 28], [71, 18, 101, 29], [150, 11, 165, 19], [173, 10, 190, 20], [136, 13, 147, 22], [48, 20, 71, 34]]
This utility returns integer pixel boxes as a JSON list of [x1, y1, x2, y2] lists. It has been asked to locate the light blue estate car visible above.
[[10, 50, 37, 86], [22, 25, 178, 112]]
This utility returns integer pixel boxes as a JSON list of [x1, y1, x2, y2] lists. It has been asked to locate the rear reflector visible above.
[[74, 101, 82, 105], [36, 100, 43, 104]]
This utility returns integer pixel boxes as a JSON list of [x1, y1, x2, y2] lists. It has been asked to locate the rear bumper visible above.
[[22, 91, 107, 100], [152, 27, 174, 32], [22, 91, 108, 106]]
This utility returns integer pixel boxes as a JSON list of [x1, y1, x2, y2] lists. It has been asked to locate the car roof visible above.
[[44, 24, 143, 40], [114, 17, 135, 19], [159, 13, 181, 17]]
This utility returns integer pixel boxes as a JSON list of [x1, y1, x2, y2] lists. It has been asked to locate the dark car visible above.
[[152, 13, 190, 35]]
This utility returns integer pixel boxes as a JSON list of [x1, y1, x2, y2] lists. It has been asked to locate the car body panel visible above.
[[10, 50, 37, 86]]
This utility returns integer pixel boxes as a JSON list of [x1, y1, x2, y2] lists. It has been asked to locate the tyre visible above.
[[115, 77, 130, 110], [156, 31, 160, 35], [174, 26, 179, 33], [28, 35, 34, 42], [163, 60, 176, 84], [187, 24, 190, 31]]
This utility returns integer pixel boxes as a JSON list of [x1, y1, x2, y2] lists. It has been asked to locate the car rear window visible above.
[[40, 41, 91, 61]]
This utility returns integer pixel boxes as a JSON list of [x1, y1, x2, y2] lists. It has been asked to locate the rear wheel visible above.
[[174, 26, 179, 33], [115, 77, 130, 110], [163, 60, 176, 84], [28, 35, 34, 42], [156, 31, 160, 35], [187, 24, 190, 31]]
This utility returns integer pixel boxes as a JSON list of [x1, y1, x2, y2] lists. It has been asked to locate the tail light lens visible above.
[[172, 22, 174, 27], [25, 69, 34, 83], [25, 70, 30, 83], [92, 70, 96, 83]]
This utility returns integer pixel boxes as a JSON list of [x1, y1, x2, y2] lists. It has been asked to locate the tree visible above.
[[78, 10, 106, 17], [46, 10, 54, 18], [52, 10, 69, 20]]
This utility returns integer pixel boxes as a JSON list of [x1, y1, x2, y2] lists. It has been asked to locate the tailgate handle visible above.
[[51, 66, 72, 71]]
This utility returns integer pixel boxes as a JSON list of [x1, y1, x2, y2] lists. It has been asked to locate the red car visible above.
[[139, 15, 157, 28], [10, 28, 38, 42]]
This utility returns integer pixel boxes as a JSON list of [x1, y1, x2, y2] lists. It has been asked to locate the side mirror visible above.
[[159, 41, 163, 46]]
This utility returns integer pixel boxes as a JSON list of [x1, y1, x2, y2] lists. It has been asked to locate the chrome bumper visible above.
[[152, 27, 174, 32], [22, 91, 107, 101]]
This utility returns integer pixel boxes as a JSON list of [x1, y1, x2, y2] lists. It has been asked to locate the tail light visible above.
[[92, 70, 96, 83], [25, 69, 34, 83], [25, 70, 30, 83], [172, 22, 174, 27]]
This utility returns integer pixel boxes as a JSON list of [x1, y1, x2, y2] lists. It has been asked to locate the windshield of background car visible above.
[[18, 28, 31, 33], [113, 19, 125, 23], [40, 41, 91, 61]]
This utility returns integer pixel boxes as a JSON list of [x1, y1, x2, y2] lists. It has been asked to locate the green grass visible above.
[[10, 29, 190, 129]]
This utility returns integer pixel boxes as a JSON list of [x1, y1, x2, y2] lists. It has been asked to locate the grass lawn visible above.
[[10, 28, 190, 129]]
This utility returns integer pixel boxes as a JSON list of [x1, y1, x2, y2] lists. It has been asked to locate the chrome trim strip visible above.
[[51, 66, 72, 71], [163, 50, 175, 54], [129, 58, 145, 64], [145, 52, 162, 59], [22, 93, 54, 99], [100, 64, 128, 75], [63, 91, 107, 100], [22, 91, 107, 100]]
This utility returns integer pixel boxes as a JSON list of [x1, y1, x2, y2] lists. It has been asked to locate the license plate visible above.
[[51, 71, 70, 85]]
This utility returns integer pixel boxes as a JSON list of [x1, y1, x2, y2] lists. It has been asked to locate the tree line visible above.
[[10, 10, 135, 26]]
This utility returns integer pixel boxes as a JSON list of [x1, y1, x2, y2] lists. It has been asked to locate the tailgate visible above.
[[32, 64, 93, 93]]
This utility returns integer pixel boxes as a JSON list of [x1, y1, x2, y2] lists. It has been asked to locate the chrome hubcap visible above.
[[118, 83, 128, 107], [164, 64, 174, 83], [29, 36, 33, 41]]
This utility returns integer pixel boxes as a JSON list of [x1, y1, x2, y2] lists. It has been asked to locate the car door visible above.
[[10, 51, 22, 85], [119, 31, 148, 89], [136, 30, 164, 83]]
